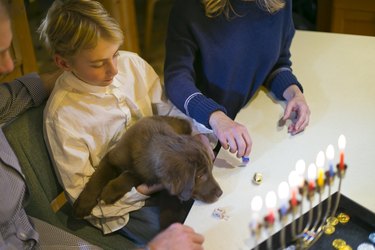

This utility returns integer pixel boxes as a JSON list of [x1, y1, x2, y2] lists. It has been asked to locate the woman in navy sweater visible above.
[[164, 0, 310, 158]]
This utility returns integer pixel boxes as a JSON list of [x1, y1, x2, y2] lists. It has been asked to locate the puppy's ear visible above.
[[162, 164, 195, 201]]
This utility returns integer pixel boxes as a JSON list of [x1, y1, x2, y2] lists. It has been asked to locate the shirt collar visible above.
[[62, 71, 120, 94]]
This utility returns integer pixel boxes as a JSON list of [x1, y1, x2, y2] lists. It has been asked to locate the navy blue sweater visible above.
[[164, 0, 303, 128]]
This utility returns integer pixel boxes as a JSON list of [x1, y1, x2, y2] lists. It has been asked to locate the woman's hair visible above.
[[202, 0, 285, 18], [38, 0, 124, 58]]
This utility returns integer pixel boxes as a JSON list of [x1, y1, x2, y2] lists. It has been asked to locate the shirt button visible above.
[[18, 232, 27, 240]]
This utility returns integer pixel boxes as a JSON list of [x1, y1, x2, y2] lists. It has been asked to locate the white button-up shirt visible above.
[[44, 51, 213, 234]]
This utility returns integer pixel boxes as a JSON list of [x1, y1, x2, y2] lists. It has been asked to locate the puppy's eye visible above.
[[196, 173, 208, 181]]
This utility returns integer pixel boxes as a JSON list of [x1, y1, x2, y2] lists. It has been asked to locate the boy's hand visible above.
[[136, 183, 164, 195]]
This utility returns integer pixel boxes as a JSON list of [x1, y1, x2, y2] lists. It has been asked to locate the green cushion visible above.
[[3, 104, 136, 250]]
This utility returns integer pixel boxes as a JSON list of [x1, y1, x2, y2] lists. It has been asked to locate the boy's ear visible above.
[[54, 54, 71, 71]]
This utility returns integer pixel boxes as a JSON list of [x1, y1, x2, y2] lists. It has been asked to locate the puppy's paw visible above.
[[100, 183, 124, 204], [73, 194, 98, 218]]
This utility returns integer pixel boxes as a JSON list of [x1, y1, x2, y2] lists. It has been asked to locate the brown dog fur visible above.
[[73, 116, 222, 218]]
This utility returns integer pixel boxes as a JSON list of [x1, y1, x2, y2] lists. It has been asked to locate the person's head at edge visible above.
[[38, 0, 124, 87], [0, 0, 14, 75]]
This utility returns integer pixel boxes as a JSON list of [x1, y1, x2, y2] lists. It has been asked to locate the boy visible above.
[[40, 0, 213, 245]]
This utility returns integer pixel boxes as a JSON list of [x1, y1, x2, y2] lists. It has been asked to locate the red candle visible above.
[[339, 151, 344, 170], [265, 191, 277, 225], [307, 163, 317, 192], [338, 135, 346, 171], [265, 210, 275, 224], [291, 189, 298, 207]]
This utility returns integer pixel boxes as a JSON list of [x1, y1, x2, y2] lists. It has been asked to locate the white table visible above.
[[184, 30, 375, 250]]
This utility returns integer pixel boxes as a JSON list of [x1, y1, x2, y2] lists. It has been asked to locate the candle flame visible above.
[[278, 181, 290, 200], [307, 163, 317, 181], [288, 170, 299, 188], [265, 191, 277, 209], [295, 159, 306, 175], [326, 144, 334, 161], [251, 195, 263, 212], [316, 151, 325, 168], [338, 134, 346, 151]]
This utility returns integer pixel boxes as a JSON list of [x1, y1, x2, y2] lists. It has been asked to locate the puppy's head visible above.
[[157, 135, 222, 203], [191, 144, 223, 203], [157, 140, 196, 201]]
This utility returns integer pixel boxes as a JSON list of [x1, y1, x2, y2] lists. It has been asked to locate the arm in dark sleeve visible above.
[[265, 2, 303, 100], [0, 73, 47, 124], [164, 0, 226, 128]]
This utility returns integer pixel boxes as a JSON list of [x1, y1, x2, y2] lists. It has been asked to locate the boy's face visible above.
[[60, 38, 121, 87]]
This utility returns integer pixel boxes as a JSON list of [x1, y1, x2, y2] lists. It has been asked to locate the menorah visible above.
[[249, 135, 348, 250]]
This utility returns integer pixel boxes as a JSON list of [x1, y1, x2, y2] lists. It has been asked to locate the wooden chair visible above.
[[1, 0, 38, 83]]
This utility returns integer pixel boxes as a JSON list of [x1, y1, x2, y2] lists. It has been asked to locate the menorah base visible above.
[[255, 192, 375, 250]]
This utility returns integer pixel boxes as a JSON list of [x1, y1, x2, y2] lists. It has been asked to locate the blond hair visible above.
[[202, 0, 285, 18], [38, 0, 123, 58]]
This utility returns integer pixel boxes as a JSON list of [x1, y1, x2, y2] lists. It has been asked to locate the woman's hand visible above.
[[209, 111, 252, 158], [282, 85, 311, 135]]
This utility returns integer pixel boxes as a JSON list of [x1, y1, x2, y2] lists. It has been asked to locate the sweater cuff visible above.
[[17, 73, 48, 106], [187, 93, 227, 128], [269, 70, 303, 100]]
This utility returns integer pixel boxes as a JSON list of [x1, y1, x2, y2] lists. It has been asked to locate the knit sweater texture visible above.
[[164, 0, 303, 128]]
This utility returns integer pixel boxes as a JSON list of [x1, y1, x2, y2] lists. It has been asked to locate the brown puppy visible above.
[[73, 116, 223, 218]]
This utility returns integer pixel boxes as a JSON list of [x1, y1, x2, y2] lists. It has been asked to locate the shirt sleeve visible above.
[[0, 73, 48, 124]]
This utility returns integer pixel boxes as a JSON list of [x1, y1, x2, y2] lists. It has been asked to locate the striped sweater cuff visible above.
[[185, 92, 227, 128], [267, 69, 303, 100]]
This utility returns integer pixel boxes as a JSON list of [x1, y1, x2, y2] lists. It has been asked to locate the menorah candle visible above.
[[295, 159, 306, 189], [278, 181, 290, 216], [338, 135, 346, 171], [316, 151, 325, 188], [307, 163, 317, 192], [265, 191, 277, 224], [326, 144, 335, 178], [288, 170, 299, 207], [250, 195, 263, 231]]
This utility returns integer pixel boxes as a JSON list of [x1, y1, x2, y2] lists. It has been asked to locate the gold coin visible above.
[[339, 245, 352, 250], [323, 224, 336, 235], [327, 216, 339, 226], [332, 239, 346, 249], [337, 212, 350, 224], [252, 172, 263, 185]]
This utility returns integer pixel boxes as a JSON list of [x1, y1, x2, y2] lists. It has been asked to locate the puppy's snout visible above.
[[215, 187, 223, 198]]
